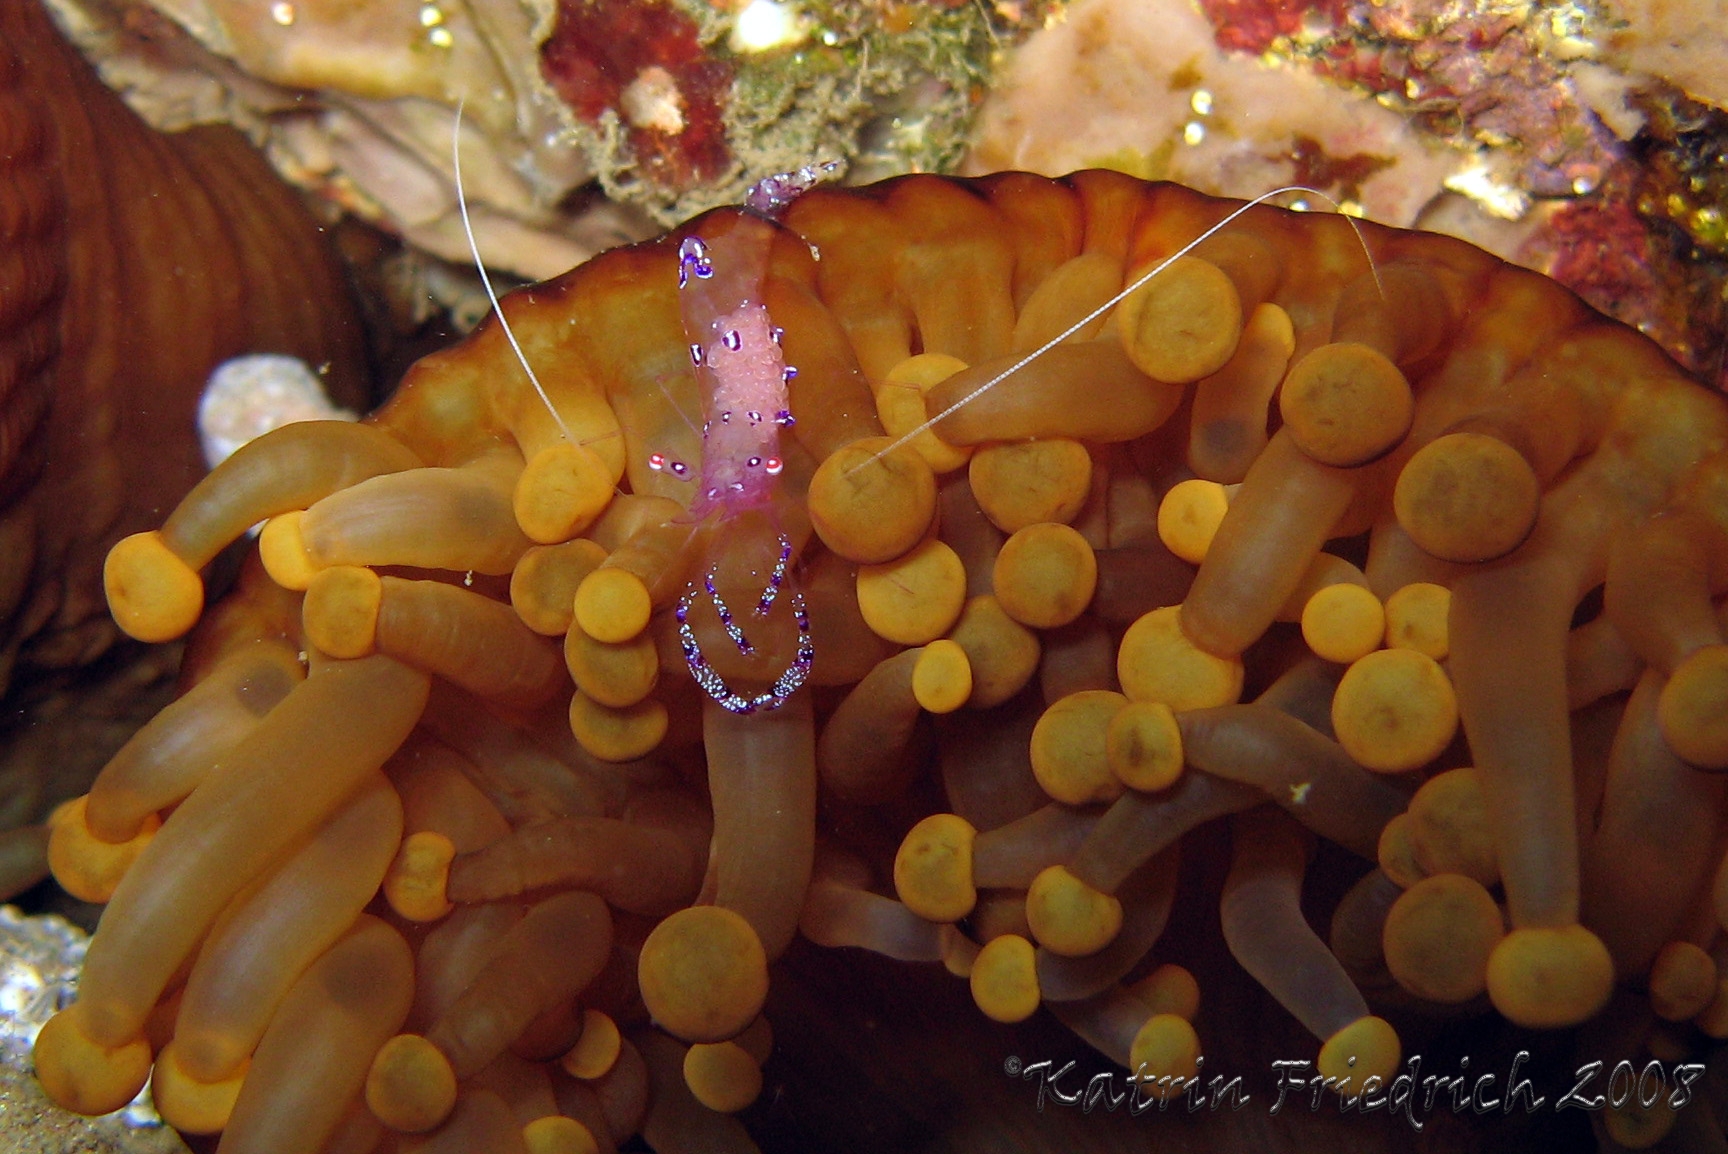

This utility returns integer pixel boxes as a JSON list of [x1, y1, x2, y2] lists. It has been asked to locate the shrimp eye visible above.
[[722, 330, 742, 351], [782, 366, 798, 382], [747, 456, 762, 468], [690, 343, 704, 366]]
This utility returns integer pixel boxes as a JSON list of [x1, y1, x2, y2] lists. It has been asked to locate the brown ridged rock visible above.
[[0, 0, 367, 692]]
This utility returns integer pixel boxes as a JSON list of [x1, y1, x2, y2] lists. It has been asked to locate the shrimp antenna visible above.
[[854, 184, 1382, 473], [451, 99, 577, 446]]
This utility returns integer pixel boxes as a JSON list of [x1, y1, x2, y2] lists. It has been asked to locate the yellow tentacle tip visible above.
[[1118, 255, 1243, 384], [559, 1009, 622, 1080], [856, 538, 967, 645], [1383, 581, 1450, 659], [1376, 812, 1427, 889], [303, 565, 382, 659], [524, 1115, 602, 1154], [258, 510, 320, 591], [1394, 431, 1539, 563], [1156, 478, 1230, 565], [46, 795, 159, 905], [151, 1041, 247, 1135], [104, 530, 203, 643], [1117, 604, 1244, 712], [1107, 699, 1184, 792], [515, 442, 614, 544], [893, 813, 977, 923], [1648, 940, 1717, 1022], [1300, 582, 1385, 665], [568, 690, 668, 762], [1317, 1016, 1401, 1094], [1486, 924, 1614, 1028], [878, 354, 973, 474], [511, 538, 607, 637], [1331, 647, 1458, 773], [1280, 342, 1413, 468], [992, 522, 1097, 630], [970, 933, 1040, 1023], [1382, 873, 1503, 1003], [1405, 767, 1498, 887], [1658, 644, 1728, 768], [574, 567, 652, 644], [683, 1040, 763, 1113], [638, 906, 769, 1043], [807, 436, 938, 564], [1128, 1013, 1202, 1100], [947, 594, 1041, 709], [970, 437, 1092, 533], [365, 1033, 456, 1133], [1025, 864, 1122, 957], [32, 1008, 152, 1117], [940, 925, 979, 978], [384, 830, 456, 922], [1031, 690, 1127, 806], [565, 621, 659, 708], [912, 639, 972, 714]]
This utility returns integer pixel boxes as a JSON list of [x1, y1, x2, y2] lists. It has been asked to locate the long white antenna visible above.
[[853, 185, 1381, 473], [452, 100, 576, 445]]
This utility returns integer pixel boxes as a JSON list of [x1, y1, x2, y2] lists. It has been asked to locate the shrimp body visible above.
[[669, 175, 828, 714], [672, 218, 794, 516]]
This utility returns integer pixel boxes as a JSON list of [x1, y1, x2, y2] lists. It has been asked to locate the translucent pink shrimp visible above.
[[457, 97, 825, 716], [663, 165, 835, 715]]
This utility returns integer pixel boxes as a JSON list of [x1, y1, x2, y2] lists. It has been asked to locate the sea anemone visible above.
[[35, 170, 1728, 1152]]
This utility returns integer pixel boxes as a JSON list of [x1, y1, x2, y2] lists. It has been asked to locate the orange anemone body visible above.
[[41, 172, 1728, 1152]]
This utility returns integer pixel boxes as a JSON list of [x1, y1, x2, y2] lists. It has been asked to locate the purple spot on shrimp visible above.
[[782, 366, 798, 382], [677, 236, 713, 287]]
